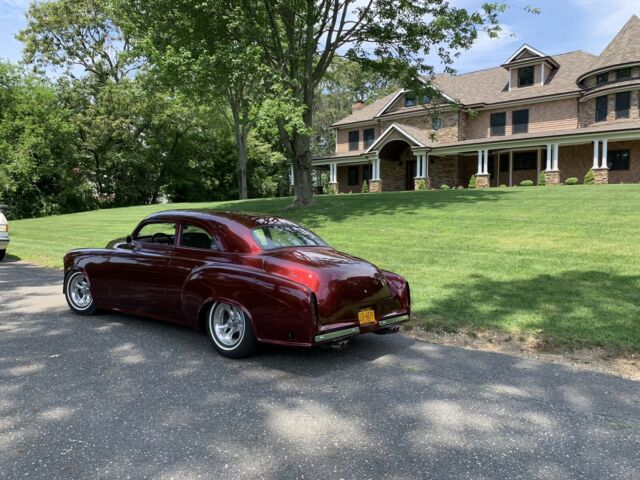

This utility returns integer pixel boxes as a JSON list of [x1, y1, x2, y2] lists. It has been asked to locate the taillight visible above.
[[0, 224, 7, 233]]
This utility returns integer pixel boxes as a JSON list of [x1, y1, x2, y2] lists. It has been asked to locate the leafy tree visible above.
[[313, 58, 400, 156]]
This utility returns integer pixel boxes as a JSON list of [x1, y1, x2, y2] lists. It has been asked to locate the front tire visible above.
[[206, 302, 256, 359], [65, 271, 97, 316]]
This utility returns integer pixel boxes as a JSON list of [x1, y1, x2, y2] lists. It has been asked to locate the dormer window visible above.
[[518, 66, 535, 87]]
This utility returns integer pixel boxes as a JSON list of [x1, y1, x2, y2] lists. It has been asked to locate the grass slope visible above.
[[9, 185, 640, 351]]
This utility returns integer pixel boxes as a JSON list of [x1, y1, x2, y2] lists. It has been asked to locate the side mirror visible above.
[[126, 235, 133, 244]]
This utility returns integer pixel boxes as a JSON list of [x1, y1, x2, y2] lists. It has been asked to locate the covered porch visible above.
[[307, 124, 640, 192]]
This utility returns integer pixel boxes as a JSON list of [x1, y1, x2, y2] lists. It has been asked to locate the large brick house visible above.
[[310, 15, 640, 192]]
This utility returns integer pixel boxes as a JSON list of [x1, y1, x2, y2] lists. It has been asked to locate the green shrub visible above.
[[565, 177, 578, 185], [584, 169, 595, 185], [520, 180, 534, 187], [416, 179, 426, 191], [326, 184, 337, 195], [468, 175, 477, 189], [538, 171, 546, 186], [361, 180, 369, 193], [440, 184, 450, 190], [457, 186, 464, 190], [499, 184, 507, 188]]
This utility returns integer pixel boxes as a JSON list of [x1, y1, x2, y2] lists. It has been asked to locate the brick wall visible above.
[[337, 164, 371, 193], [335, 124, 381, 154], [429, 155, 460, 188], [379, 146, 415, 191], [580, 90, 640, 127], [464, 98, 579, 140]]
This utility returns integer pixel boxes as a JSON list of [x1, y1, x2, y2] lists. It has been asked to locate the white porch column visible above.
[[553, 143, 559, 171], [545, 144, 552, 171], [415, 154, 423, 178], [329, 162, 337, 183], [593, 140, 600, 169], [371, 156, 381, 181], [508, 151, 514, 186], [477, 150, 483, 175], [483, 150, 490, 174], [290, 165, 295, 185], [601, 139, 609, 169], [425, 154, 430, 178]]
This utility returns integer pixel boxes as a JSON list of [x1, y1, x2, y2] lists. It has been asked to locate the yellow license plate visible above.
[[358, 308, 376, 325]]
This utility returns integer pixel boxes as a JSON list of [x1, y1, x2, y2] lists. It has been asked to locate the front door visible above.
[[405, 160, 417, 190]]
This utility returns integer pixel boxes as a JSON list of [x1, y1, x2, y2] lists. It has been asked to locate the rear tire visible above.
[[206, 302, 256, 359], [0, 250, 5, 261], [64, 271, 97, 316]]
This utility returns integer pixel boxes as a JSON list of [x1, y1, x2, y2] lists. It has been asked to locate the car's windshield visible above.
[[252, 225, 327, 250]]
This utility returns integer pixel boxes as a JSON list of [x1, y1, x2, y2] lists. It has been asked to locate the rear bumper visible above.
[[314, 314, 410, 344]]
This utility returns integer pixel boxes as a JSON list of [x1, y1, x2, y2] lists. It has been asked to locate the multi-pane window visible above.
[[608, 150, 630, 170], [595, 96, 608, 122], [518, 66, 535, 87], [512, 109, 529, 134], [347, 166, 359, 186], [617, 68, 631, 81], [348, 130, 359, 151], [615, 91, 631, 119], [596, 73, 609, 85], [363, 128, 375, 149], [490, 112, 506, 136], [513, 151, 537, 170], [404, 95, 417, 107]]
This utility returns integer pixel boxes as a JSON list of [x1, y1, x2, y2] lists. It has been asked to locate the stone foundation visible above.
[[592, 168, 609, 184], [544, 171, 561, 185], [369, 180, 382, 193], [476, 174, 490, 189], [329, 182, 339, 194]]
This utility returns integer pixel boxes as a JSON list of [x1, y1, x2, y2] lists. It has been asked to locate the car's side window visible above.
[[134, 222, 176, 246], [180, 224, 217, 250]]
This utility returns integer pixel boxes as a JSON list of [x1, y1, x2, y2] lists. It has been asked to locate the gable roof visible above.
[[364, 123, 427, 153], [503, 44, 547, 64], [330, 50, 597, 128], [578, 15, 640, 81]]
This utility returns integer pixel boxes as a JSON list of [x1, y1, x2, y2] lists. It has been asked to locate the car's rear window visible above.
[[252, 225, 327, 250]]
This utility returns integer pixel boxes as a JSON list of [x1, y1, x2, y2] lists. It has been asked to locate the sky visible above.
[[0, 0, 638, 75]]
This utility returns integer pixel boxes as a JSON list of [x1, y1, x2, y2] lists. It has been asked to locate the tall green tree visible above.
[[118, 0, 508, 206]]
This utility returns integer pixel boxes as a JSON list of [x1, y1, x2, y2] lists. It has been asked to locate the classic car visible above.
[[63, 210, 411, 358], [0, 204, 9, 261]]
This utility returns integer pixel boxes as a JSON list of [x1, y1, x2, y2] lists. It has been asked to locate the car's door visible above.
[[164, 221, 233, 323], [108, 221, 176, 318]]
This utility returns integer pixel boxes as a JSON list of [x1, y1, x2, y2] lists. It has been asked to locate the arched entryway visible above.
[[378, 140, 417, 191]]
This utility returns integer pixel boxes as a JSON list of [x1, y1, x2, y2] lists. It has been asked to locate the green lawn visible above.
[[8, 185, 640, 351]]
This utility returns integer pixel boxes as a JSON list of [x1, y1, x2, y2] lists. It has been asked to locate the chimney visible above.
[[351, 101, 366, 113]]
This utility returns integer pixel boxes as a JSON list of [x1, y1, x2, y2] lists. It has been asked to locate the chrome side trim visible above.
[[379, 315, 409, 327], [314, 327, 360, 343]]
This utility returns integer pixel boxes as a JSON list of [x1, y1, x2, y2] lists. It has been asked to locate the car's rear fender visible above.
[[182, 265, 318, 346]]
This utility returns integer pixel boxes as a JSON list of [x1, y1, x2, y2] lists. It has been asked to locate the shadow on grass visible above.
[[415, 270, 640, 351], [212, 189, 515, 226]]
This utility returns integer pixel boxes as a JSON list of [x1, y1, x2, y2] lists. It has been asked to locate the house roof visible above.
[[330, 51, 597, 127], [578, 15, 640, 81]]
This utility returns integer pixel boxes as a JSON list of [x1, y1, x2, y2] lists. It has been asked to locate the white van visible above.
[[0, 205, 9, 261]]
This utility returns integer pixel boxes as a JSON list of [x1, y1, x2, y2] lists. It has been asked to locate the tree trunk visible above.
[[289, 82, 315, 207], [230, 100, 249, 200]]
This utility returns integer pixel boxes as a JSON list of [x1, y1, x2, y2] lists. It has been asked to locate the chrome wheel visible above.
[[68, 273, 93, 310], [210, 303, 246, 350]]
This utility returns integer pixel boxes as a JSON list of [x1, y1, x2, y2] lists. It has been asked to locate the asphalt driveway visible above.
[[1, 259, 639, 480]]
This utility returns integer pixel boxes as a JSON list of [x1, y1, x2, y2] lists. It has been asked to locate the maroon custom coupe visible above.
[[63, 210, 410, 358]]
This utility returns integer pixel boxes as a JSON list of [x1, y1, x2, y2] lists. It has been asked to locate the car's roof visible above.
[[145, 209, 295, 229], [141, 210, 297, 253]]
